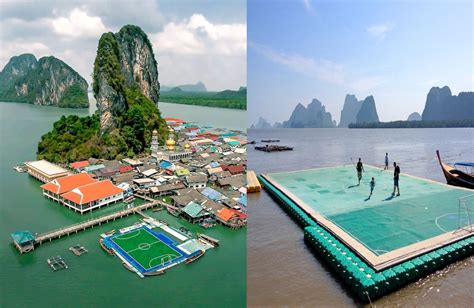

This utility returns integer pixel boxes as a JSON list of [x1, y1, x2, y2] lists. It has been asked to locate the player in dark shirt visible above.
[[392, 162, 400, 196], [356, 158, 364, 185]]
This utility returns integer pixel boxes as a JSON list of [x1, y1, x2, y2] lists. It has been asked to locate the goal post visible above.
[[161, 255, 172, 266], [457, 194, 474, 233]]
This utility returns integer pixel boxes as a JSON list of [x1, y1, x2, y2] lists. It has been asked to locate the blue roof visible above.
[[455, 162, 474, 167], [209, 161, 220, 168], [159, 160, 173, 168], [200, 187, 225, 201], [11, 230, 35, 244], [238, 195, 247, 207]]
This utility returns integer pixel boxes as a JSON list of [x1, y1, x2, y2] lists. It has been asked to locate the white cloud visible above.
[[251, 43, 345, 85], [302, 0, 314, 12], [51, 8, 108, 38], [0, 40, 50, 68], [251, 43, 384, 93], [152, 14, 246, 56], [367, 23, 394, 40]]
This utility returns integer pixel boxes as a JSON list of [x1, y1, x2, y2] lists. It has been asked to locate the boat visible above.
[[122, 262, 136, 272], [185, 250, 205, 264], [143, 269, 165, 276], [261, 139, 280, 143], [13, 164, 26, 173], [99, 239, 115, 255], [200, 218, 216, 229], [197, 233, 220, 246], [104, 229, 116, 236], [436, 150, 474, 189], [178, 227, 193, 237]]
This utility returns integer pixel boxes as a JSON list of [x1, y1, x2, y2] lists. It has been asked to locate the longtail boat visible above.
[[99, 239, 115, 255], [186, 250, 205, 264], [436, 150, 474, 189]]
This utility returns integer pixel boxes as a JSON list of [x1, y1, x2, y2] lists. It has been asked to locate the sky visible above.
[[0, 0, 246, 91], [248, 0, 473, 125]]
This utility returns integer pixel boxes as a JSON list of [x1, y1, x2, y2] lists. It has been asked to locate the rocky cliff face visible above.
[[339, 94, 362, 127], [251, 116, 272, 129], [356, 96, 379, 123], [283, 99, 334, 128], [0, 54, 88, 107], [93, 25, 160, 131], [421, 86, 474, 121], [407, 112, 422, 121]]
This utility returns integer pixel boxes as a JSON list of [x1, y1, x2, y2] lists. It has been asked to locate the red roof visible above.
[[61, 180, 123, 205], [164, 117, 186, 123], [41, 173, 97, 194], [119, 166, 133, 173], [70, 161, 89, 169], [217, 208, 247, 222], [227, 165, 245, 175]]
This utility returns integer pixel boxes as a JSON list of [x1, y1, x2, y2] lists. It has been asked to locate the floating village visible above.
[[11, 117, 258, 277]]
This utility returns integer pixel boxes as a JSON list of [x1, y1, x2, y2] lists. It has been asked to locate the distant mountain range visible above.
[[161, 81, 207, 92], [251, 85, 472, 129], [421, 86, 473, 121], [407, 112, 421, 121], [252, 95, 379, 128], [339, 94, 379, 127], [0, 53, 88, 108]]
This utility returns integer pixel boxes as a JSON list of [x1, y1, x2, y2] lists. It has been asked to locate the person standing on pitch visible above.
[[384, 153, 389, 170], [369, 177, 375, 198], [356, 158, 364, 185], [392, 162, 400, 196]]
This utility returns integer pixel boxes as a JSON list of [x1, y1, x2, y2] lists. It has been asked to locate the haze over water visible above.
[[248, 128, 474, 307]]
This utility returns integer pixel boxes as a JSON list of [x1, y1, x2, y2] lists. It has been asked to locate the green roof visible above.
[[176, 168, 190, 176], [11, 230, 35, 244], [182, 202, 206, 218]]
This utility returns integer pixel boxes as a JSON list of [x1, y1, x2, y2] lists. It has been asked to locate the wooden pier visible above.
[[32, 200, 160, 247]]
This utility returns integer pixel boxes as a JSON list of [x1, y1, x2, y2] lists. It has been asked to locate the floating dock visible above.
[[47, 255, 68, 271], [258, 165, 474, 301], [69, 244, 88, 256], [247, 171, 262, 193]]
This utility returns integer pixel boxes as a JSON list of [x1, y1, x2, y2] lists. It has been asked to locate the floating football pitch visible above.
[[109, 226, 186, 273], [263, 165, 473, 269]]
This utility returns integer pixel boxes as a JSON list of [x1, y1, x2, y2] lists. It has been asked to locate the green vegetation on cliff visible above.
[[37, 25, 167, 163], [0, 54, 89, 108], [160, 87, 246, 110]]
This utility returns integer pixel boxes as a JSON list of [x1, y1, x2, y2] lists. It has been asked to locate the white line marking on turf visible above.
[[114, 229, 142, 240]]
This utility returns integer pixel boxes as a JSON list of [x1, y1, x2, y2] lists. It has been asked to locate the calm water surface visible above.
[[248, 128, 473, 307], [0, 102, 246, 307]]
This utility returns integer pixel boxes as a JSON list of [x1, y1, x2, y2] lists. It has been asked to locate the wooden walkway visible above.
[[35, 200, 160, 245]]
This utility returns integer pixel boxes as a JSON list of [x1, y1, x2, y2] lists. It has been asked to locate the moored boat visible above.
[[185, 250, 205, 264], [436, 150, 474, 189], [197, 233, 220, 246], [143, 269, 165, 276], [99, 239, 115, 255], [122, 262, 135, 272]]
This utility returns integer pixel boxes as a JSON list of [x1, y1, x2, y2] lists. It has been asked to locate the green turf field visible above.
[[112, 228, 181, 270], [268, 165, 473, 255]]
